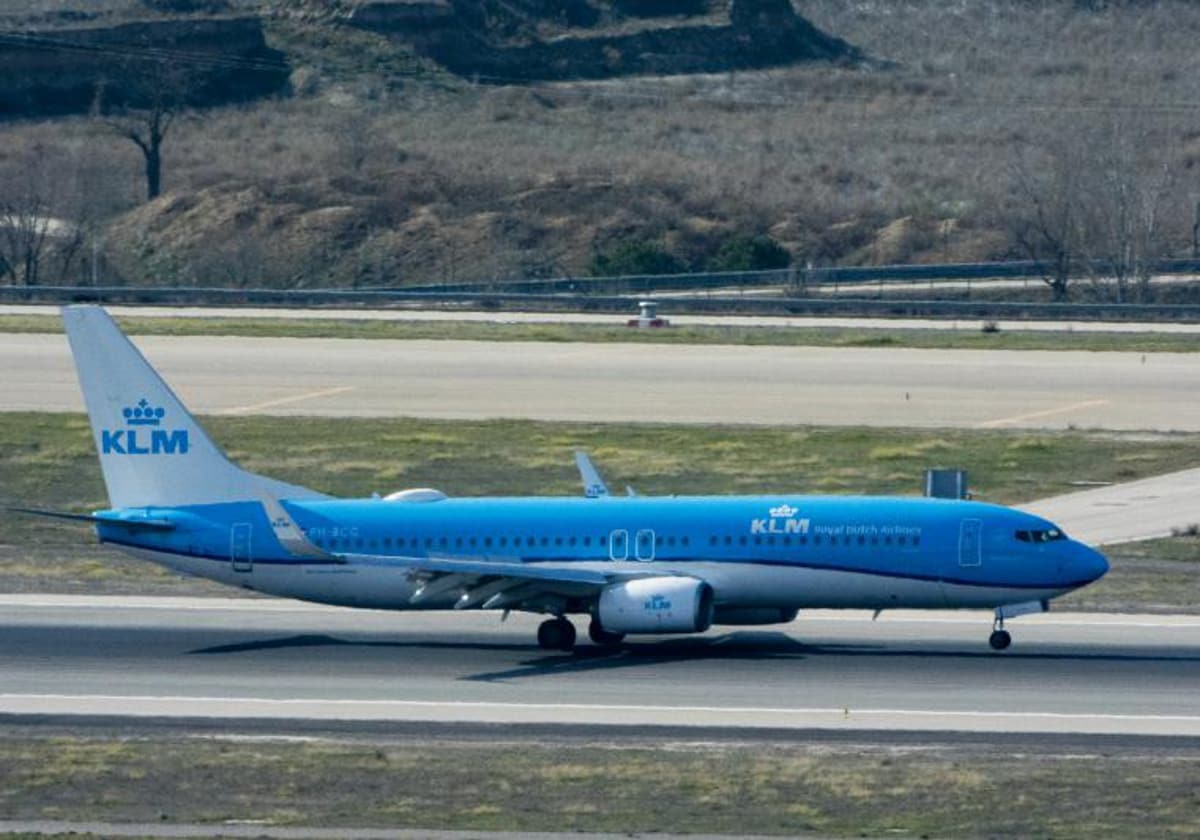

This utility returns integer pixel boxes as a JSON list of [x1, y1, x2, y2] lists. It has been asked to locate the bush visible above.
[[707, 234, 791, 272], [589, 240, 684, 276]]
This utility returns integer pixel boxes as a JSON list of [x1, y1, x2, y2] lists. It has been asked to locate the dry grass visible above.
[[0, 733, 1198, 837], [2, 1, 1200, 287]]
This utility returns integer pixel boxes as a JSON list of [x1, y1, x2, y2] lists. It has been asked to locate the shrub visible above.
[[707, 234, 791, 272], [589, 240, 684, 276]]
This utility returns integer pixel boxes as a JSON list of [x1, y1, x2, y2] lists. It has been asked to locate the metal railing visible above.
[[3, 283, 1200, 322]]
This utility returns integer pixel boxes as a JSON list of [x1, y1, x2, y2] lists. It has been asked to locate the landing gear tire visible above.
[[588, 619, 625, 647], [989, 629, 1012, 651], [537, 617, 577, 651]]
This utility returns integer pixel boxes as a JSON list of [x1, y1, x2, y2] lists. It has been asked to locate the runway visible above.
[[4, 332, 1199, 430], [3, 595, 1199, 737]]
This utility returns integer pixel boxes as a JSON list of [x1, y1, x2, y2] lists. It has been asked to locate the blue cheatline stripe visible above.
[[100, 537, 1084, 592]]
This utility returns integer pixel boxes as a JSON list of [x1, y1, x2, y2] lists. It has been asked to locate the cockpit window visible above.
[[1015, 528, 1065, 543]]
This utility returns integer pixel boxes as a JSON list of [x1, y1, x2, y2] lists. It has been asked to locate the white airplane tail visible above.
[[62, 305, 327, 510]]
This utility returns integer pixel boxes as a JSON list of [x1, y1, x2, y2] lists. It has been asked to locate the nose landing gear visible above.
[[989, 612, 1012, 651]]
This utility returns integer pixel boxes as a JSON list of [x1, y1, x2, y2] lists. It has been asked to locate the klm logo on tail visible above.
[[101, 398, 189, 456]]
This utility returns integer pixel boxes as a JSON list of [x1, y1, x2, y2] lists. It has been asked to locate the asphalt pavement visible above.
[[2, 596, 1198, 737]]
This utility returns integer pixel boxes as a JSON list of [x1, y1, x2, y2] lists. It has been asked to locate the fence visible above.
[[3, 283, 1200, 322]]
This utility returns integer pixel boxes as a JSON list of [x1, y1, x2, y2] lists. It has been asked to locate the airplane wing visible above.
[[344, 551, 667, 612]]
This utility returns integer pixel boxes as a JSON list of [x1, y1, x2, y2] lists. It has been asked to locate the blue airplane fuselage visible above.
[[97, 494, 1108, 613]]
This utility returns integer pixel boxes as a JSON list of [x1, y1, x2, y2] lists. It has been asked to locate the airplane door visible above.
[[609, 529, 628, 561], [635, 529, 655, 562], [958, 519, 982, 567], [231, 523, 253, 573]]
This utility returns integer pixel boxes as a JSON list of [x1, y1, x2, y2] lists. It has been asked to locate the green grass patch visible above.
[[3, 313, 1200, 352], [0, 734, 1196, 837]]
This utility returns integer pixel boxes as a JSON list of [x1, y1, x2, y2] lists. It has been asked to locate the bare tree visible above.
[[1009, 128, 1089, 301], [0, 145, 85, 287], [1010, 112, 1183, 302], [1076, 114, 1179, 303], [95, 61, 194, 203]]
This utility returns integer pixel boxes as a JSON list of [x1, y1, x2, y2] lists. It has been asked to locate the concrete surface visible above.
[[3, 332, 1198, 430]]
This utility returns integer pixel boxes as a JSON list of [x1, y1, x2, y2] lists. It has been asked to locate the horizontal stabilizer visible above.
[[8, 507, 176, 531]]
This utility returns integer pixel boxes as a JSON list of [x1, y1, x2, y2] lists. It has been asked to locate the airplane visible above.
[[16, 305, 1109, 653]]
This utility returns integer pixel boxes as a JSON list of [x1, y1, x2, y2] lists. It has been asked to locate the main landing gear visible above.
[[989, 612, 1012, 651], [536, 617, 626, 651], [537, 617, 576, 651], [588, 618, 625, 647]]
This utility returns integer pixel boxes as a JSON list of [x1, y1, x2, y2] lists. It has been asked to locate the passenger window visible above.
[[569, 536, 577, 546], [455, 537, 463, 548], [912, 536, 921, 547], [724, 536, 732, 546], [739, 536, 747, 546], [484, 537, 492, 547], [681, 536, 689, 547], [469, 537, 477, 547], [583, 537, 591, 546], [555, 537, 563, 546], [709, 536, 718, 546], [857, 536, 865, 546]]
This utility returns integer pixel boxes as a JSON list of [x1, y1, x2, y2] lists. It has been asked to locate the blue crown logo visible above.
[[122, 398, 165, 427]]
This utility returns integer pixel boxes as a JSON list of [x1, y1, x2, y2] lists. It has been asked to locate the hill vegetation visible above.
[[1, 0, 1199, 295]]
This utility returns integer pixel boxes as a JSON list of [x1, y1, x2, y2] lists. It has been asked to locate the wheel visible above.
[[537, 617, 576, 651], [989, 629, 1012, 651], [588, 619, 625, 646]]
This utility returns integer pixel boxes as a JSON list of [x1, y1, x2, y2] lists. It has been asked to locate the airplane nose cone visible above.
[[1074, 542, 1109, 583]]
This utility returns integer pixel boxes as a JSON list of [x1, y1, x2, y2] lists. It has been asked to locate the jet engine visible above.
[[597, 577, 714, 634]]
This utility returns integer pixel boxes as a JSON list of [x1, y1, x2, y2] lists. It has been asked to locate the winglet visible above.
[[574, 451, 610, 498]]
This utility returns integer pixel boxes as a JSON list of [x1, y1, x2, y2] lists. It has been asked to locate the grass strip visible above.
[[0, 734, 1197, 838], [3, 313, 1200, 352]]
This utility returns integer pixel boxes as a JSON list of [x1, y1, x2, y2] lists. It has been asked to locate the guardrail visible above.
[[397, 258, 1200, 296], [4, 284, 1200, 322]]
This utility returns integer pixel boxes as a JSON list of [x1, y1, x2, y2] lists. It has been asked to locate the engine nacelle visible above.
[[597, 577, 714, 634], [712, 607, 799, 626]]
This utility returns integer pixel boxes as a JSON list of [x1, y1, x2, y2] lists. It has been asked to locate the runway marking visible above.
[[3, 694, 1199, 736], [975, 399, 1111, 429], [219, 386, 355, 415]]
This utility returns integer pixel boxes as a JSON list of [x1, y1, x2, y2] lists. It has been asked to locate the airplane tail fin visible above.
[[62, 305, 327, 510]]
